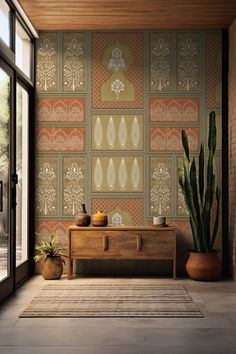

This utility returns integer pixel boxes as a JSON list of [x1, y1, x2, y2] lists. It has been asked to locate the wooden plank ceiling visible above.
[[18, 0, 236, 30]]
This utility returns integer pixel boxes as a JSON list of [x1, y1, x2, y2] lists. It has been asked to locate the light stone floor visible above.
[[0, 275, 236, 354]]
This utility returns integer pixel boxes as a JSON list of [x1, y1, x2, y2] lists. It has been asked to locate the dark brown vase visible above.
[[75, 204, 91, 226], [186, 251, 221, 281], [41, 256, 63, 280]]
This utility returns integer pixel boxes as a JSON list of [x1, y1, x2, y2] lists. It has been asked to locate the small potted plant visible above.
[[34, 234, 66, 280], [178, 111, 221, 281]]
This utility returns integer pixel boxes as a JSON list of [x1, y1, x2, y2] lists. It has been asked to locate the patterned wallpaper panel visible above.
[[149, 127, 199, 152], [91, 32, 144, 109], [149, 32, 173, 92], [36, 32, 58, 92], [149, 97, 199, 123], [177, 32, 200, 92], [35, 98, 85, 123], [35, 30, 223, 274], [92, 115, 144, 151], [35, 127, 85, 152]]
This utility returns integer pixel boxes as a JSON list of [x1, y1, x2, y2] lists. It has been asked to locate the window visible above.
[[16, 19, 31, 78], [0, 0, 10, 46]]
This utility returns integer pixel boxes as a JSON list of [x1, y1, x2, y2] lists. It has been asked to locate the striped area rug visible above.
[[19, 284, 203, 318]]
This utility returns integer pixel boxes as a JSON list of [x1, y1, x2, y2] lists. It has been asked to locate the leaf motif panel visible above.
[[62, 157, 85, 216], [177, 33, 200, 92], [35, 157, 58, 217], [36, 32, 58, 92], [92, 115, 144, 150], [62, 32, 85, 92], [149, 157, 172, 216], [92, 156, 143, 192], [149, 32, 172, 92]]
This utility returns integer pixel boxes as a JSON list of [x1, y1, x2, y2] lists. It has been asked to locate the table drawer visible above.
[[70, 230, 175, 259]]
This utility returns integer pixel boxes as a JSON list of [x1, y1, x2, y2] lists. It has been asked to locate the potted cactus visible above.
[[178, 111, 221, 281]]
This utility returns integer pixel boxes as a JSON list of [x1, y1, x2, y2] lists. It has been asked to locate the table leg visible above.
[[67, 257, 73, 279]]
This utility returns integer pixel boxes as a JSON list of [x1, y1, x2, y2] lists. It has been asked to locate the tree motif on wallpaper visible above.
[[36, 162, 56, 215], [150, 162, 171, 215], [64, 162, 84, 215], [37, 39, 56, 91], [64, 37, 84, 91], [150, 36, 171, 92], [177, 36, 200, 91]]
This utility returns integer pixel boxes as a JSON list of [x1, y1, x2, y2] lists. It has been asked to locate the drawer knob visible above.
[[137, 235, 142, 251]]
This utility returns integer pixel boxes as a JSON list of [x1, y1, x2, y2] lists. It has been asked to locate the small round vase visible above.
[[92, 210, 108, 227], [75, 204, 91, 227], [186, 251, 221, 281]]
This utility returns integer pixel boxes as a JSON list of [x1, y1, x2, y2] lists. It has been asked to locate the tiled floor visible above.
[[0, 276, 236, 354]]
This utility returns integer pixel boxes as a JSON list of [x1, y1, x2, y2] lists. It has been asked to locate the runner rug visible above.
[[19, 284, 203, 318]]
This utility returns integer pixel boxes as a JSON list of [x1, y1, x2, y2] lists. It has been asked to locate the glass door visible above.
[[0, 62, 14, 300], [16, 83, 29, 268]]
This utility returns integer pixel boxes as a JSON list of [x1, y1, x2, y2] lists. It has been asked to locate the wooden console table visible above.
[[67, 225, 176, 279]]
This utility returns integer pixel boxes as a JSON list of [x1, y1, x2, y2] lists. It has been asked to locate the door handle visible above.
[[11, 174, 18, 209], [0, 181, 2, 212]]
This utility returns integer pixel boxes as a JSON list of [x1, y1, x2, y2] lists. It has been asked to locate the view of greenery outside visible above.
[[0, 69, 10, 279]]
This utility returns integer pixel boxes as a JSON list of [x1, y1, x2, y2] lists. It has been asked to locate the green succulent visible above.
[[178, 111, 220, 253], [34, 234, 66, 262]]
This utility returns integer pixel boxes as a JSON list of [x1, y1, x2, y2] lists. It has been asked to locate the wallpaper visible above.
[[35, 30, 222, 275]]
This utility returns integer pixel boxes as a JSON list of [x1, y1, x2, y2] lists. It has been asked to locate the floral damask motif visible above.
[[36, 160, 56, 216], [150, 33, 172, 92], [63, 33, 85, 92], [63, 159, 85, 215], [150, 159, 172, 216], [108, 47, 126, 72], [177, 33, 200, 92], [111, 79, 125, 99], [111, 212, 123, 225], [36, 35, 57, 92]]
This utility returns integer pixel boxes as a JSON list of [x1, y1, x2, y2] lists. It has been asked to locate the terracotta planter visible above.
[[41, 256, 63, 280], [186, 251, 221, 281]]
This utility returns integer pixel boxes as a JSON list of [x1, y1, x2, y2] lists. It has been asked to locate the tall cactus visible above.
[[178, 111, 220, 253]]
